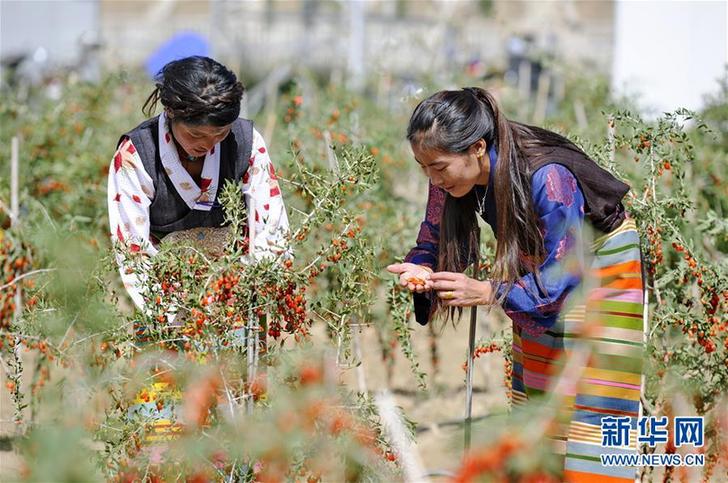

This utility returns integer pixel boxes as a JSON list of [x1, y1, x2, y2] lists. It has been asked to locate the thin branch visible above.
[[59, 314, 79, 349], [0, 269, 57, 291]]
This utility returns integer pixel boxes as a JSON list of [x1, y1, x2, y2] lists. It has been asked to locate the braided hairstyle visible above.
[[142, 56, 244, 126]]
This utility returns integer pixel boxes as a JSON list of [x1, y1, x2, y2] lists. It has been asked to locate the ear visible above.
[[468, 139, 487, 158]]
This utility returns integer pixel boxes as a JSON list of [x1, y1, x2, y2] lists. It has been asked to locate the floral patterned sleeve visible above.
[[404, 181, 447, 325], [242, 129, 290, 259], [499, 163, 585, 335], [404, 181, 446, 270], [107, 138, 157, 310]]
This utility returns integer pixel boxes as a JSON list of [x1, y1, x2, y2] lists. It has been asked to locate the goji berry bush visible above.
[[0, 67, 726, 481]]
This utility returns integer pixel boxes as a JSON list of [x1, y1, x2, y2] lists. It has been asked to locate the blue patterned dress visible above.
[[405, 147, 645, 482]]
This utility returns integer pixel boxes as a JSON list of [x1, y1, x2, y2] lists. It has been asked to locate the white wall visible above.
[[612, 0, 728, 114], [1, 0, 99, 64]]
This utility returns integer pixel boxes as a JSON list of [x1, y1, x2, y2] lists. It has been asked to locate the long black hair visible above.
[[142, 56, 244, 126], [407, 87, 585, 311]]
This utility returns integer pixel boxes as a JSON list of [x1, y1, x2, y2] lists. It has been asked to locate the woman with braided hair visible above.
[[388, 87, 645, 481], [107, 56, 289, 444], [108, 56, 289, 310]]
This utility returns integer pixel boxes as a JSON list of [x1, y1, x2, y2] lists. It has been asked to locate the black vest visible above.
[[118, 117, 254, 237], [526, 145, 629, 233]]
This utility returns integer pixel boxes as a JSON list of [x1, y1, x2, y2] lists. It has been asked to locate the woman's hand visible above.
[[386, 262, 433, 293], [428, 272, 493, 307]]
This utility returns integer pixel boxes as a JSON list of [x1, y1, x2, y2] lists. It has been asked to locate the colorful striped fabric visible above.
[[128, 380, 184, 443], [511, 217, 645, 482], [127, 327, 249, 445]]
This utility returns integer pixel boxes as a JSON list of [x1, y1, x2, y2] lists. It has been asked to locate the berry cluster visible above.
[[1, 232, 31, 330], [465, 341, 513, 400], [271, 281, 308, 339], [645, 225, 663, 276], [283, 95, 303, 124], [454, 432, 562, 482], [671, 242, 727, 357]]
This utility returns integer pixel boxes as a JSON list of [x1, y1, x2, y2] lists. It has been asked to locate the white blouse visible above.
[[107, 113, 290, 311]]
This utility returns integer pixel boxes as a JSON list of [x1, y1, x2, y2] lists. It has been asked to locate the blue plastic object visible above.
[[145, 32, 210, 78]]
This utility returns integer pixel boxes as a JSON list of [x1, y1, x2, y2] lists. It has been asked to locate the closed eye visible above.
[[419, 164, 446, 173]]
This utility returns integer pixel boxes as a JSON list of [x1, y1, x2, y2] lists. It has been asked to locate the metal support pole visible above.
[[464, 259, 480, 451], [246, 196, 258, 415], [464, 305, 477, 452]]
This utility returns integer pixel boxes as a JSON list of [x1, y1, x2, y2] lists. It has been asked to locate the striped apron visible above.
[[512, 217, 646, 482]]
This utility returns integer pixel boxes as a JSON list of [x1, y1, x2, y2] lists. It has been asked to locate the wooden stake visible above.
[[11, 136, 21, 321], [517, 60, 532, 120], [11, 136, 19, 223], [532, 70, 551, 125], [10, 136, 24, 434], [376, 390, 429, 483], [352, 321, 367, 394], [263, 80, 278, 148], [323, 130, 338, 173], [574, 100, 588, 132], [607, 115, 616, 167]]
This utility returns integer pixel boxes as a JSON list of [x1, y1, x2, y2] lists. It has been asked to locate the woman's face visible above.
[[170, 120, 232, 157], [411, 139, 488, 198]]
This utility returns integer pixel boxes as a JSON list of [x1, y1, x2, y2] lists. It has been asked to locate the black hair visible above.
[[142, 56, 244, 126], [408, 87, 585, 316]]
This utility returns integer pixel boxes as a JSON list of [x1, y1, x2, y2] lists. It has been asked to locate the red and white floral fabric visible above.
[[107, 113, 289, 310]]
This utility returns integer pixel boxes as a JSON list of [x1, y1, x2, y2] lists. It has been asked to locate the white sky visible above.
[[612, 0, 728, 114]]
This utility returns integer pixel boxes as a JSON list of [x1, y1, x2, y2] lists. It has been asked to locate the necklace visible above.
[[476, 183, 490, 214], [178, 147, 204, 164]]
